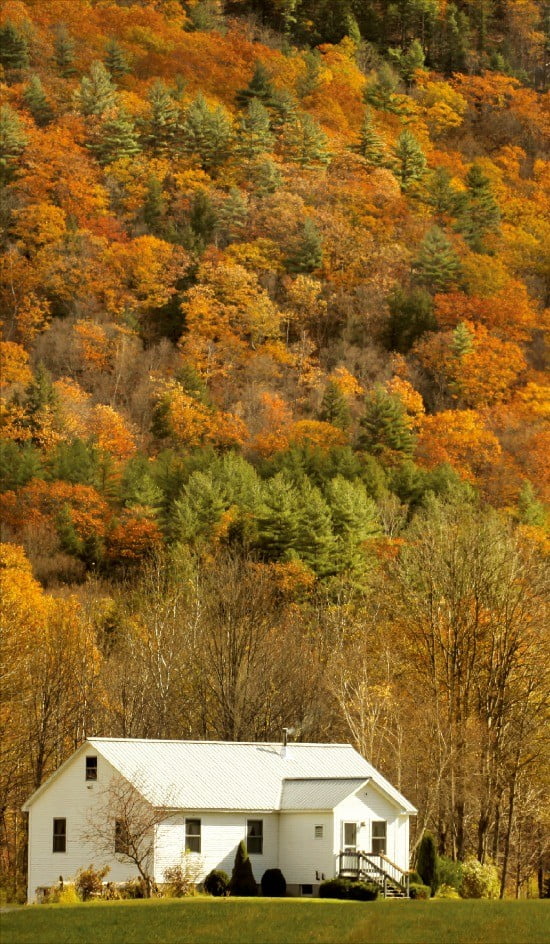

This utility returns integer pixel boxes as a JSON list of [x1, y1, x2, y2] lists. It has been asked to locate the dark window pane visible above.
[[372, 821, 386, 855], [85, 756, 97, 781], [247, 820, 263, 855], [115, 820, 129, 855], [53, 818, 66, 853], [185, 819, 201, 853]]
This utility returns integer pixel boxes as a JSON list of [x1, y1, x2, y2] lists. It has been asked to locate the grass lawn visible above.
[[2, 897, 549, 944]]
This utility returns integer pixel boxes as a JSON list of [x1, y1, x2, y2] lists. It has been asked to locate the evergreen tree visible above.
[[23, 76, 54, 127], [452, 321, 474, 357], [188, 190, 218, 250], [238, 99, 274, 159], [0, 104, 28, 183], [439, 3, 470, 74], [393, 129, 427, 190], [257, 473, 300, 562], [283, 112, 330, 169], [294, 479, 335, 576], [142, 176, 165, 234], [457, 163, 500, 252], [297, 48, 322, 99], [247, 157, 282, 196], [358, 387, 415, 460], [53, 26, 76, 78], [0, 22, 29, 77], [48, 439, 103, 487], [236, 60, 275, 109], [104, 38, 131, 81], [89, 106, 141, 165], [142, 81, 182, 156], [326, 475, 380, 573], [229, 841, 257, 896], [286, 218, 323, 273], [416, 832, 439, 896], [217, 188, 248, 245], [269, 88, 297, 135], [318, 381, 351, 430], [517, 482, 547, 528], [386, 287, 436, 352], [182, 94, 233, 173], [171, 471, 227, 545], [356, 108, 386, 166], [0, 442, 43, 491], [364, 63, 400, 112], [425, 166, 461, 221], [77, 61, 117, 117], [413, 226, 460, 292], [401, 38, 426, 85]]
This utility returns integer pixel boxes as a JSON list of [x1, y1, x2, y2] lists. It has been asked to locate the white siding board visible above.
[[333, 784, 409, 871], [278, 813, 334, 885]]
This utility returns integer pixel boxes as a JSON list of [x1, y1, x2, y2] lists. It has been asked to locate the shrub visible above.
[[119, 877, 147, 899], [229, 841, 257, 896], [437, 855, 463, 892], [74, 865, 110, 900], [319, 878, 378, 901], [409, 883, 431, 899], [261, 868, 286, 897], [204, 869, 229, 897], [435, 883, 460, 899], [163, 852, 203, 897], [416, 831, 439, 895], [55, 885, 81, 905], [407, 870, 423, 885], [459, 857, 499, 899]]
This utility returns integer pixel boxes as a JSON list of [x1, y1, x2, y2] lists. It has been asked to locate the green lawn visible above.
[[2, 897, 549, 944]]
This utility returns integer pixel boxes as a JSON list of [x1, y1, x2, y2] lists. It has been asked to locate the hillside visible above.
[[0, 0, 549, 901]]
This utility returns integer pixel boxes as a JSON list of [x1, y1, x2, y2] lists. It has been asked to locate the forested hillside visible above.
[[0, 0, 549, 900]]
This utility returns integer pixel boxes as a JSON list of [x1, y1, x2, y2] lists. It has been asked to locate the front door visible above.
[[342, 822, 358, 874]]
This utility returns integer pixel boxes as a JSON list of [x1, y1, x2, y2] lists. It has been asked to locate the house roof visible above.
[[23, 739, 417, 814], [280, 777, 370, 810]]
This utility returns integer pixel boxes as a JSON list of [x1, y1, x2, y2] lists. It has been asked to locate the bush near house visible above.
[[261, 868, 287, 897], [408, 883, 431, 899], [203, 869, 229, 897], [74, 864, 110, 900], [459, 858, 500, 899], [319, 878, 378, 900]]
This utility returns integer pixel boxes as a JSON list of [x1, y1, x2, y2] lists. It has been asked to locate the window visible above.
[[301, 884, 313, 896], [115, 820, 129, 855], [185, 818, 201, 853], [343, 822, 357, 851], [53, 818, 66, 853], [246, 819, 263, 855], [372, 821, 387, 856], [314, 825, 324, 839], [85, 756, 97, 781]]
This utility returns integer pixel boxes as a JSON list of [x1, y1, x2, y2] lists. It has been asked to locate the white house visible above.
[[23, 737, 417, 901]]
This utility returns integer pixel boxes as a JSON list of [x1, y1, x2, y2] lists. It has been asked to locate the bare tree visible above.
[[81, 774, 168, 896]]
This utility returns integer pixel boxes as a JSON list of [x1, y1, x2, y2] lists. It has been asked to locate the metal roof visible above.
[[23, 739, 417, 814], [280, 777, 369, 810]]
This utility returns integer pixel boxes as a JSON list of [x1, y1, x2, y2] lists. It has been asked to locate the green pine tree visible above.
[[425, 166, 461, 221], [53, 26, 76, 78], [246, 157, 282, 196], [400, 39, 426, 86], [182, 94, 233, 173], [104, 38, 131, 82], [363, 63, 400, 112], [217, 188, 248, 245], [356, 108, 386, 166], [283, 111, 330, 169], [236, 61, 276, 109], [238, 99, 274, 159], [23, 76, 54, 127], [0, 22, 29, 77], [229, 841, 257, 897], [48, 439, 103, 487], [0, 441, 43, 491], [452, 321, 474, 357], [297, 48, 322, 99], [325, 475, 380, 574], [88, 106, 141, 165], [76, 61, 117, 117], [257, 473, 301, 562], [286, 218, 323, 273], [142, 81, 182, 156], [188, 190, 218, 250], [142, 176, 165, 234], [386, 287, 436, 353], [171, 471, 227, 546], [416, 832, 440, 896], [414, 226, 461, 292], [269, 88, 297, 136], [440, 3, 469, 74], [457, 163, 500, 252], [294, 478, 335, 576], [0, 104, 28, 183], [318, 381, 351, 430], [393, 129, 427, 190], [358, 387, 415, 460]]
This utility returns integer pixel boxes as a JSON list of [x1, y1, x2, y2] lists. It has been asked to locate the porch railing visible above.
[[337, 850, 410, 897]]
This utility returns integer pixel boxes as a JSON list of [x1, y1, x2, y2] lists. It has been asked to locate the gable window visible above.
[[85, 756, 97, 781], [185, 818, 201, 853], [314, 825, 324, 839], [115, 820, 129, 855], [53, 818, 66, 853], [246, 819, 263, 855], [372, 821, 387, 856]]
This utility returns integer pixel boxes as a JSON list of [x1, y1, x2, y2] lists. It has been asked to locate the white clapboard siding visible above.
[[278, 812, 334, 885], [333, 782, 409, 871]]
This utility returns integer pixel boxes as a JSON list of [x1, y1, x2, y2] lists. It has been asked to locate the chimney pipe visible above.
[[282, 727, 289, 747]]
